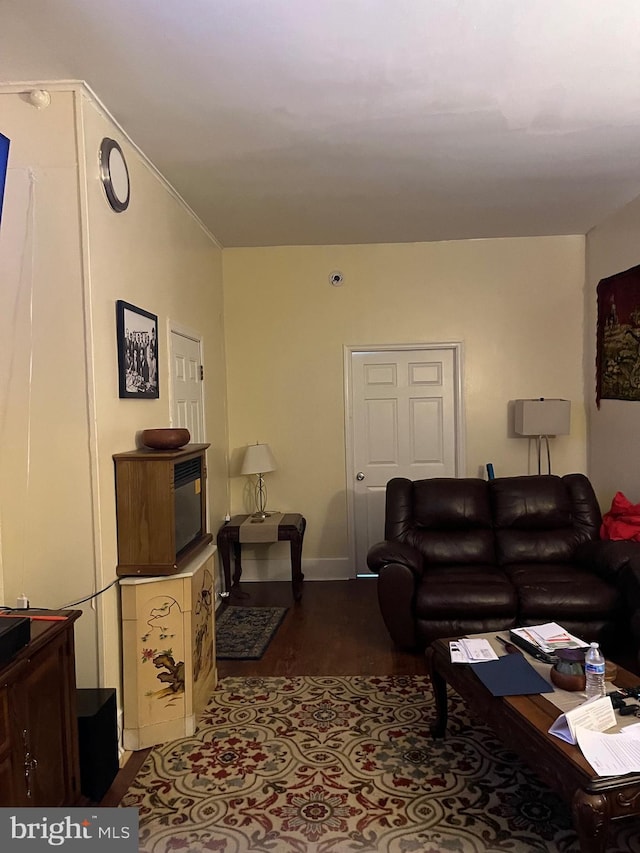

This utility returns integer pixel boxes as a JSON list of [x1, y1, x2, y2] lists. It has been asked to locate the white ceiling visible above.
[[2, 0, 640, 248]]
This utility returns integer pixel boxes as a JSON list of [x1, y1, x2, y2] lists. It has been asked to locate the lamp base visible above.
[[536, 434, 552, 475], [251, 473, 274, 519]]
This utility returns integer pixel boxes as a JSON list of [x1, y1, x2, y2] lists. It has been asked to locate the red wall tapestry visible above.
[[596, 263, 640, 408]]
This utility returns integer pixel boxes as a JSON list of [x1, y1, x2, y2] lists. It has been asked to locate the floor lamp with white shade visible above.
[[514, 398, 571, 474]]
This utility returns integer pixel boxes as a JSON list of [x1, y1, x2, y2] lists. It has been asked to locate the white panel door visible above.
[[170, 331, 204, 443], [349, 346, 462, 575]]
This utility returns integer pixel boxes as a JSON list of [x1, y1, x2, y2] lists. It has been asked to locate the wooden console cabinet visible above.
[[114, 443, 214, 577], [0, 611, 81, 806]]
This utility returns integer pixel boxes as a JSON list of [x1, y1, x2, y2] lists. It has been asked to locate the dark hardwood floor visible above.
[[217, 579, 428, 678], [102, 579, 425, 805]]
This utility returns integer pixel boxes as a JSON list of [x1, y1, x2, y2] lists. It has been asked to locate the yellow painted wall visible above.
[[223, 237, 587, 575], [79, 92, 228, 692], [0, 85, 227, 691], [586, 196, 640, 509], [0, 90, 97, 674]]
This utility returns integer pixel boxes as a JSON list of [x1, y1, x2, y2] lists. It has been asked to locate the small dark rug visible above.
[[215, 606, 287, 659]]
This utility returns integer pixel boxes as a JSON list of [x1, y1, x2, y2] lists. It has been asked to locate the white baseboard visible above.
[[230, 557, 353, 583]]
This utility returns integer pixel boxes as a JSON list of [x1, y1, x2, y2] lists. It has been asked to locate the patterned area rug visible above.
[[122, 675, 640, 852], [215, 606, 287, 659]]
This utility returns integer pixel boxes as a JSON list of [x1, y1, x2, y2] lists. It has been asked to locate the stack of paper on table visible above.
[[576, 725, 640, 776], [449, 639, 498, 663], [550, 696, 640, 775], [511, 622, 589, 653]]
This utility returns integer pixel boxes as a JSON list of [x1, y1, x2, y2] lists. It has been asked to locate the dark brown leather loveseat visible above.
[[367, 473, 640, 658]]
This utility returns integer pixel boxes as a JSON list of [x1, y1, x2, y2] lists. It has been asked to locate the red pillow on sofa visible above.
[[601, 491, 640, 541]]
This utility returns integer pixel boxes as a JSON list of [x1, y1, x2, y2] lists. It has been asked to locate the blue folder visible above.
[[471, 652, 554, 696]]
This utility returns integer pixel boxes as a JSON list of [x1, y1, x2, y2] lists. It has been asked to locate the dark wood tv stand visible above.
[[114, 443, 213, 577]]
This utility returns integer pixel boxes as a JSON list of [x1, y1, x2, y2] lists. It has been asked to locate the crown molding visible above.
[[0, 79, 222, 248]]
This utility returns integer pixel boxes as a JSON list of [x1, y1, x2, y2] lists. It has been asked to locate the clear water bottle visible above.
[[584, 642, 606, 699]]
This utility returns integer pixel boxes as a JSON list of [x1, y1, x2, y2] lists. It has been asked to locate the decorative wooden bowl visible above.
[[550, 647, 586, 692], [142, 428, 190, 450], [550, 665, 586, 692]]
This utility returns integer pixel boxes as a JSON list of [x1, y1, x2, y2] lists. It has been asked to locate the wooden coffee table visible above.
[[426, 637, 640, 853]]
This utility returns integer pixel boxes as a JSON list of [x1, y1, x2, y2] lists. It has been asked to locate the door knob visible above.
[[356, 472, 365, 481]]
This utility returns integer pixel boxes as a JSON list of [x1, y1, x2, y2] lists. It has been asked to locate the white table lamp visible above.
[[240, 443, 277, 518]]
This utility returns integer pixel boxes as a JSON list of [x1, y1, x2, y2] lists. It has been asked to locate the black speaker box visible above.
[[76, 687, 119, 802]]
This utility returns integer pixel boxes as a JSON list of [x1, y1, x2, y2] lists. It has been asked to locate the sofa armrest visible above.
[[367, 540, 425, 580], [574, 539, 640, 582], [575, 540, 640, 665]]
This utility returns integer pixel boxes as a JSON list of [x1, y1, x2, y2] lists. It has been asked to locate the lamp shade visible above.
[[240, 443, 277, 475], [514, 399, 571, 436]]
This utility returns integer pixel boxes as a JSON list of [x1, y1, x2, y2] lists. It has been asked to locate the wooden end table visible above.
[[426, 637, 640, 853], [216, 513, 306, 600]]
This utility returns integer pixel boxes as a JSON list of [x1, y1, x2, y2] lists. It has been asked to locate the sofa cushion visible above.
[[491, 475, 572, 529], [507, 563, 620, 619], [416, 615, 518, 647], [413, 478, 492, 528], [405, 529, 496, 566], [402, 478, 495, 565], [491, 476, 588, 565], [415, 565, 517, 617], [495, 530, 584, 565]]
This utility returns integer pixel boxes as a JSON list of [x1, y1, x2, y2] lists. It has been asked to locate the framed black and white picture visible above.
[[116, 300, 159, 399]]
